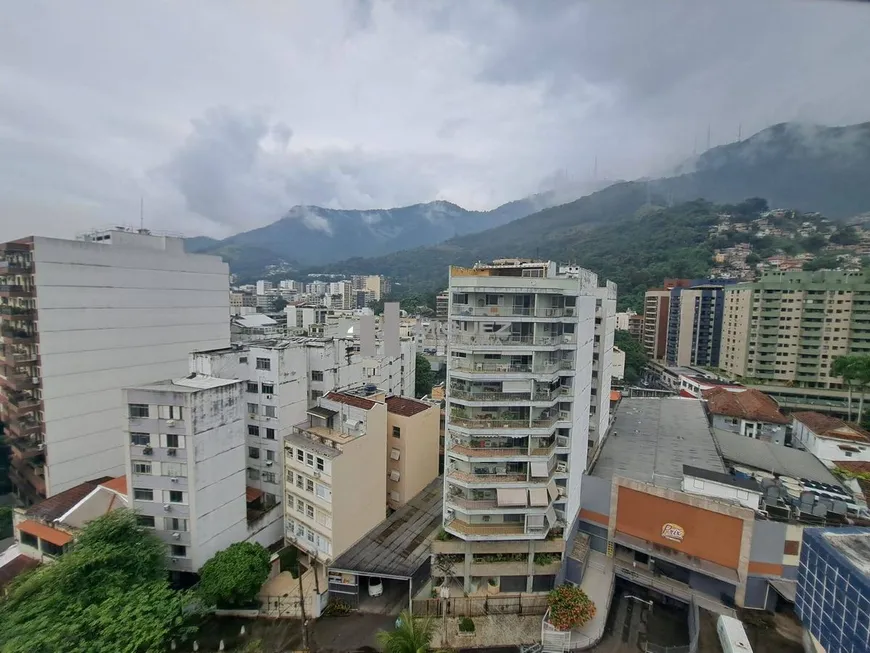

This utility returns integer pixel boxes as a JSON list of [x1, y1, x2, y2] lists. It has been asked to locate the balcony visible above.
[[448, 386, 568, 404], [0, 348, 37, 365], [0, 260, 32, 275], [449, 359, 574, 376], [444, 518, 551, 541], [0, 285, 31, 297], [0, 370, 38, 391], [7, 416, 42, 438], [450, 333, 577, 348], [2, 391, 40, 416], [449, 412, 559, 432], [447, 437, 555, 460], [0, 306, 35, 319], [8, 433, 43, 459], [452, 305, 573, 318], [0, 328, 35, 344], [447, 469, 528, 485], [9, 459, 47, 500]]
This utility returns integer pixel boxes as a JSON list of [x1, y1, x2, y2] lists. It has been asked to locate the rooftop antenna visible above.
[[593, 155, 598, 181], [706, 124, 711, 151], [139, 196, 145, 232], [738, 123, 742, 141]]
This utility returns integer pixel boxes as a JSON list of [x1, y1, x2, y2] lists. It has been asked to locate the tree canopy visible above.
[[377, 610, 438, 653], [415, 353, 436, 398], [0, 509, 194, 653], [614, 331, 648, 385], [197, 541, 271, 608]]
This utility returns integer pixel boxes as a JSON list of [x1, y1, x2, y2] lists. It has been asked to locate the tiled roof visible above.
[[325, 391, 377, 411], [100, 476, 127, 496], [25, 476, 113, 522], [833, 460, 870, 474], [703, 387, 789, 424], [792, 412, 870, 443], [0, 555, 39, 592], [386, 396, 431, 417]]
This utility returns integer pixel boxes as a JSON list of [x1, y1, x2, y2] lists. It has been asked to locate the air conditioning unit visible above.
[[288, 535, 297, 542], [143, 447, 153, 455], [172, 532, 180, 540], [163, 504, 171, 511], [170, 477, 178, 483], [265, 460, 273, 467], [249, 414, 257, 419], [557, 461, 568, 473], [167, 448, 177, 457], [313, 471, 321, 478], [166, 420, 176, 426], [565, 308, 575, 316], [171, 557, 178, 563], [482, 515, 491, 522]]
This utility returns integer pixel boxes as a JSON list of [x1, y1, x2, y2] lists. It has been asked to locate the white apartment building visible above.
[[256, 280, 273, 295], [612, 346, 626, 381], [614, 310, 637, 332], [0, 228, 230, 504], [444, 259, 610, 593], [189, 334, 416, 540], [122, 375, 277, 575], [591, 283, 617, 445]]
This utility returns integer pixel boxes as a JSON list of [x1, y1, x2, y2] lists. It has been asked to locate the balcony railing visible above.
[[0, 285, 30, 295], [445, 497, 499, 510], [452, 305, 573, 318], [449, 414, 559, 429], [449, 359, 574, 374], [0, 306, 35, 317], [447, 440, 555, 458], [445, 518, 527, 536], [450, 333, 577, 347], [0, 371, 38, 390], [0, 349, 37, 365], [447, 469, 527, 484], [0, 328, 35, 342], [0, 260, 32, 274]]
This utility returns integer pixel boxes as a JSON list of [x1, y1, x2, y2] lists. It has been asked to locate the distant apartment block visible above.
[[628, 313, 644, 340], [642, 279, 692, 360], [436, 291, 449, 319], [230, 291, 257, 315], [719, 270, 870, 389], [0, 228, 230, 504], [665, 283, 732, 368]]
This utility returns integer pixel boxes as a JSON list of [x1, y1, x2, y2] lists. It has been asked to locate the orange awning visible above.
[[17, 520, 73, 547], [610, 390, 622, 402], [245, 486, 264, 503], [100, 476, 128, 495]]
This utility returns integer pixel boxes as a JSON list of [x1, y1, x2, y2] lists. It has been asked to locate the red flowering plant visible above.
[[546, 584, 596, 631]]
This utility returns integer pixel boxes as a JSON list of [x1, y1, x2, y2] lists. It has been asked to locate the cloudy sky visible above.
[[1, 0, 868, 241]]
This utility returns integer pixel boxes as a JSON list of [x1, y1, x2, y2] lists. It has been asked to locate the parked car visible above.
[[368, 577, 383, 597]]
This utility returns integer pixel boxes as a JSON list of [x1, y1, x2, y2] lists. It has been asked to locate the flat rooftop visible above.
[[329, 477, 443, 579], [592, 397, 725, 489], [822, 530, 870, 577], [131, 374, 240, 393]]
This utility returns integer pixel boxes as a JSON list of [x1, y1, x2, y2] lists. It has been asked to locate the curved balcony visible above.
[[0, 348, 37, 365], [450, 333, 578, 348], [0, 285, 32, 298], [0, 328, 35, 344], [448, 386, 569, 406], [447, 437, 556, 461], [0, 370, 38, 391], [451, 305, 575, 319]]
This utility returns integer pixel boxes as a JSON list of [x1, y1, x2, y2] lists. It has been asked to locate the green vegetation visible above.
[[614, 331, 649, 385], [0, 506, 12, 540], [458, 616, 476, 633], [197, 541, 271, 609], [547, 584, 597, 632], [803, 254, 843, 272], [831, 355, 870, 423], [415, 353, 435, 398], [278, 545, 299, 578], [0, 510, 195, 653], [377, 610, 438, 653]]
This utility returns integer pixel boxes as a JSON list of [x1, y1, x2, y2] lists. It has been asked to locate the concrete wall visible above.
[[34, 235, 230, 495], [711, 414, 786, 445], [681, 474, 762, 510], [567, 293, 596, 525], [792, 418, 870, 465], [749, 519, 787, 564], [387, 402, 440, 508]]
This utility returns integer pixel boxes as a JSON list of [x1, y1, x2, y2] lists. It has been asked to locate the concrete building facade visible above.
[[0, 229, 230, 504], [385, 396, 440, 510], [665, 284, 730, 368]]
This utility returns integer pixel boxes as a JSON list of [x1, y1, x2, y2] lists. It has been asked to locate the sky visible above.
[[1, 0, 869, 241]]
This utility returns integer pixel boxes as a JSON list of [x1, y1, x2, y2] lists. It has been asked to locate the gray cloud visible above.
[[0, 0, 868, 241]]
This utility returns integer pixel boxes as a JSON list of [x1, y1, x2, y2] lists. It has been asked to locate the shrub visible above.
[[458, 617, 475, 633], [197, 541, 271, 608], [547, 584, 596, 631]]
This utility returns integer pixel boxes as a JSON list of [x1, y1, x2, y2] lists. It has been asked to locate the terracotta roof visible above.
[[386, 396, 431, 417], [610, 390, 622, 402], [17, 520, 74, 547], [99, 476, 128, 495], [833, 460, 870, 474], [792, 412, 870, 443], [0, 555, 39, 592], [703, 387, 789, 424], [325, 391, 376, 411], [25, 476, 113, 522], [245, 486, 264, 502]]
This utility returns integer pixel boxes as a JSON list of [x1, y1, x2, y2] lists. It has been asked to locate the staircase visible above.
[[570, 532, 591, 564]]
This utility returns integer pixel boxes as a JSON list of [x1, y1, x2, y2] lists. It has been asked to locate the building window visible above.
[[168, 406, 183, 420], [261, 383, 274, 394], [248, 425, 260, 437], [129, 404, 149, 418], [246, 382, 259, 393], [297, 498, 304, 513], [167, 518, 187, 532], [247, 403, 258, 415], [256, 358, 271, 370], [133, 462, 152, 475], [262, 471, 277, 484], [169, 490, 184, 504], [247, 467, 259, 480], [306, 504, 314, 519], [311, 371, 324, 382], [136, 515, 156, 528], [296, 475, 304, 489], [306, 452, 314, 467], [239, 356, 248, 364], [315, 484, 331, 502], [316, 457, 324, 471], [784, 540, 801, 556], [310, 390, 323, 401], [170, 545, 187, 558], [296, 449, 304, 462], [266, 449, 275, 462], [306, 478, 314, 492], [265, 428, 276, 440], [131, 433, 150, 446], [133, 488, 154, 501], [392, 426, 401, 439], [263, 405, 276, 418], [249, 447, 260, 459], [166, 434, 180, 449], [20, 532, 38, 548], [286, 471, 293, 484]]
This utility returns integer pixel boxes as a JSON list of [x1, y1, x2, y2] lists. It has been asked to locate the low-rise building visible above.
[[703, 387, 789, 444], [385, 396, 440, 510], [792, 412, 870, 467], [611, 346, 625, 381]]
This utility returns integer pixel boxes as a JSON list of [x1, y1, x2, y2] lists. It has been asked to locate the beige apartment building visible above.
[[643, 289, 671, 360], [385, 396, 440, 510], [720, 270, 870, 391]]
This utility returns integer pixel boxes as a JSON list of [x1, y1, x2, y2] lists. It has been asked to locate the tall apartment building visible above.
[[444, 259, 606, 593], [0, 229, 230, 504], [591, 284, 617, 445], [436, 291, 449, 319], [122, 375, 278, 575], [720, 270, 870, 389], [665, 283, 731, 368], [642, 279, 693, 360], [189, 333, 416, 539], [628, 313, 644, 340]]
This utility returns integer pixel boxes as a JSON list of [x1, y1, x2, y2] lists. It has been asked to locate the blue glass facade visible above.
[[796, 527, 870, 653]]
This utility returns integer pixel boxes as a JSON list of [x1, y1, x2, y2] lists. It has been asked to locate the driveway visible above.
[[312, 613, 396, 652]]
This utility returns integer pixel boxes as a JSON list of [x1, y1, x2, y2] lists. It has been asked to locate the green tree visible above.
[[745, 253, 761, 266], [271, 297, 288, 312], [376, 610, 438, 653], [197, 541, 271, 608], [415, 353, 435, 398], [0, 509, 194, 653], [0, 506, 12, 540], [614, 331, 648, 385], [803, 254, 841, 272], [832, 355, 860, 421]]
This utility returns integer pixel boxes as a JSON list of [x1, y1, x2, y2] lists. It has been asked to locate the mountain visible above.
[[184, 236, 219, 252]]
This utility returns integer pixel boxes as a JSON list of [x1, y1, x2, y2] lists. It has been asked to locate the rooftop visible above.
[[26, 476, 113, 522], [792, 412, 870, 443], [284, 429, 342, 459], [325, 391, 378, 411], [703, 387, 789, 424], [712, 429, 843, 488], [0, 554, 39, 593], [386, 396, 432, 417], [132, 374, 240, 393], [329, 477, 443, 579], [683, 464, 761, 492], [592, 398, 725, 490], [821, 529, 870, 577]]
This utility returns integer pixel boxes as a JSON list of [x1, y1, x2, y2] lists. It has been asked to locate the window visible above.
[[286, 471, 293, 484], [296, 498, 304, 513], [296, 475, 304, 489], [170, 545, 187, 558], [315, 484, 331, 502], [168, 406, 183, 420], [784, 540, 801, 556], [306, 478, 314, 492], [163, 462, 187, 477], [248, 467, 259, 480], [266, 449, 275, 462], [310, 390, 323, 401], [20, 531, 38, 548], [239, 356, 248, 364], [247, 403, 258, 415], [169, 490, 184, 503], [133, 462, 152, 475], [167, 518, 187, 532], [316, 457, 324, 471], [485, 294, 499, 305], [166, 434, 180, 449], [392, 426, 401, 439], [246, 382, 259, 393], [311, 371, 324, 382], [249, 447, 260, 459], [306, 452, 314, 467], [131, 433, 150, 446], [296, 449, 304, 462], [262, 471, 277, 484], [129, 404, 149, 418], [306, 504, 314, 519], [261, 383, 274, 394], [248, 425, 260, 437], [263, 405, 276, 418], [136, 515, 156, 528], [265, 428, 276, 440], [256, 358, 271, 370], [133, 488, 154, 501]]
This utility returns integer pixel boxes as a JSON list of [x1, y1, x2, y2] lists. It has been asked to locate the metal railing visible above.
[[450, 360, 575, 374], [450, 333, 577, 347], [452, 305, 572, 318], [449, 414, 559, 429]]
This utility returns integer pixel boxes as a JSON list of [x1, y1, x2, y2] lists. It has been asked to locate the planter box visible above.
[[432, 540, 467, 554]]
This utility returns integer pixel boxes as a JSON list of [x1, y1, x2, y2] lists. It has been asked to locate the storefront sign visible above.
[[661, 522, 685, 542]]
